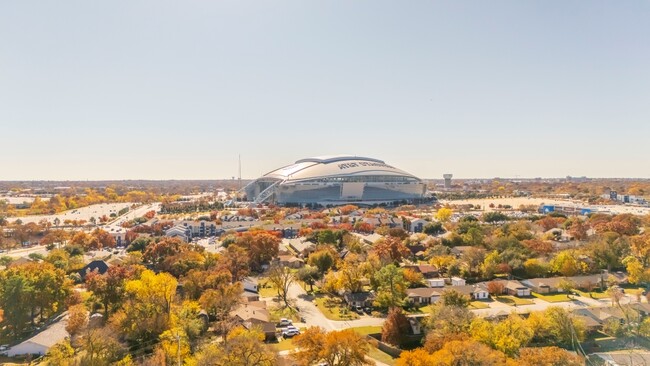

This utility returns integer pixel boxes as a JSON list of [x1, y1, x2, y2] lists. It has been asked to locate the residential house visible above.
[[450, 246, 474, 258], [522, 277, 564, 294], [7, 318, 69, 357], [591, 351, 650, 366], [232, 302, 276, 341], [79, 260, 109, 281], [402, 217, 429, 233], [404, 264, 439, 279], [343, 292, 376, 308], [451, 277, 466, 286], [426, 278, 445, 288], [285, 238, 317, 257], [406, 288, 442, 305], [502, 280, 531, 297], [276, 255, 305, 269], [243, 278, 259, 294], [453, 284, 489, 300]]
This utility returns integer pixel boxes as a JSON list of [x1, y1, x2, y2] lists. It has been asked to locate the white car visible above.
[[278, 318, 292, 327], [282, 329, 300, 338]]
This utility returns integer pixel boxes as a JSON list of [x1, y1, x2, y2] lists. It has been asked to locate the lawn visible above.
[[314, 296, 359, 321], [352, 326, 382, 336], [404, 304, 433, 315], [575, 289, 610, 299], [469, 301, 490, 309], [495, 296, 534, 306], [272, 338, 296, 352], [258, 280, 278, 298], [368, 346, 397, 366], [532, 292, 573, 303], [624, 286, 646, 296]]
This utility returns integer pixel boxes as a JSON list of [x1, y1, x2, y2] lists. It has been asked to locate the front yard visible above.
[[314, 296, 360, 321], [494, 295, 534, 306], [532, 292, 573, 303], [469, 301, 490, 309], [272, 338, 296, 352]]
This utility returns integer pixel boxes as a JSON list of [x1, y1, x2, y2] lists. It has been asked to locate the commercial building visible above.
[[244, 155, 426, 206]]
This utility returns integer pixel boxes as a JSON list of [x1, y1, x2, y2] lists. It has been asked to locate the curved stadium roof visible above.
[[260, 155, 421, 183]]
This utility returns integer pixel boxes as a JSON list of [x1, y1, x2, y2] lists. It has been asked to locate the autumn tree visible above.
[[194, 327, 277, 366], [429, 339, 509, 366], [522, 239, 554, 257], [199, 282, 243, 336], [77, 326, 128, 365], [436, 207, 453, 223], [470, 314, 534, 356], [338, 254, 367, 293], [518, 346, 584, 366], [382, 307, 411, 347], [221, 244, 250, 282], [526, 307, 585, 348], [487, 281, 505, 299], [292, 327, 373, 366], [91, 228, 117, 250], [550, 250, 585, 277], [236, 232, 280, 271], [66, 303, 88, 336], [373, 236, 411, 264], [113, 269, 177, 342], [395, 348, 437, 366], [40, 229, 70, 248], [44, 340, 75, 366], [424, 303, 475, 352], [86, 265, 133, 316]]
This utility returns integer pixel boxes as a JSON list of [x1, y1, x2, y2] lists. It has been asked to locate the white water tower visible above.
[[443, 174, 453, 189]]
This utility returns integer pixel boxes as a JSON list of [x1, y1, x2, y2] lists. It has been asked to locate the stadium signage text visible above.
[[337, 161, 396, 170]]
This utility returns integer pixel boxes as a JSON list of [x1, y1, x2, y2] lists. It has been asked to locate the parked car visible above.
[[282, 329, 300, 338], [278, 318, 292, 327], [363, 307, 372, 314], [355, 306, 364, 314]]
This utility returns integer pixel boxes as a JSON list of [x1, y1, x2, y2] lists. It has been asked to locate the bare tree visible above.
[[268, 264, 295, 309]]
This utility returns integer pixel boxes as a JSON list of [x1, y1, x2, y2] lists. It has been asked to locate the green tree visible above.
[[373, 264, 407, 308], [296, 265, 321, 292], [308, 248, 336, 275], [441, 288, 470, 308]]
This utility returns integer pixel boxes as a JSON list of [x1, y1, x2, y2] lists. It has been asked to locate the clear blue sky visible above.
[[1, 1, 649, 180]]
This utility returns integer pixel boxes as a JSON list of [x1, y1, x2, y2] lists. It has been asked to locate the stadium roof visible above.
[[261, 155, 420, 183]]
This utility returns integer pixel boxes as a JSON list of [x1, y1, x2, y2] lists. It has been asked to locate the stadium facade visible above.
[[244, 155, 426, 206]]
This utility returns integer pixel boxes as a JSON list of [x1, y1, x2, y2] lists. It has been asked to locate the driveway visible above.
[[287, 282, 336, 331]]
